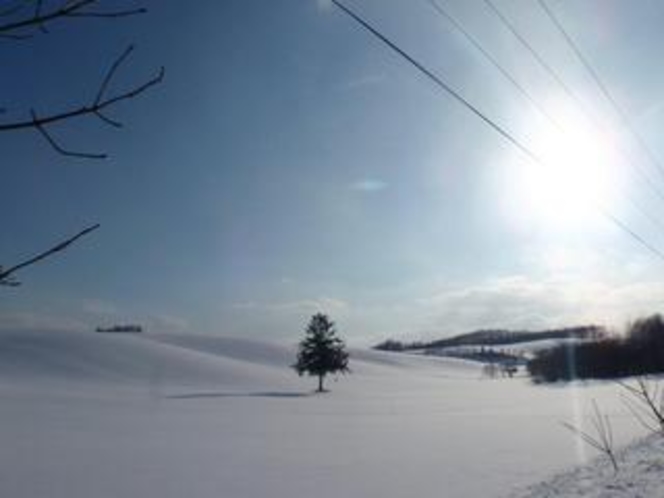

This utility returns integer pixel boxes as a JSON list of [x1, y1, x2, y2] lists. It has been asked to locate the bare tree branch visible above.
[[31, 109, 107, 159], [65, 8, 146, 19], [94, 110, 122, 128], [1, 45, 164, 158], [0, 1, 162, 158], [0, 0, 32, 19], [0, 3, 156, 288], [0, 223, 100, 286], [0, 271, 20, 286], [618, 378, 664, 436], [0, 0, 146, 37], [34, 0, 48, 34], [0, 1, 34, 37], [95, 44, 134, 105]]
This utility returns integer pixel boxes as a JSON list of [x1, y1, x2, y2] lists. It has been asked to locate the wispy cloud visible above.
[[414, 274, 664, 337], [315, 0, 333, 13], [270, 297, 350, 314], [231, 297, 350, 316], [343, 74, 385, 90], [228, 273, 664, 344], [349, 179, 388, 193]]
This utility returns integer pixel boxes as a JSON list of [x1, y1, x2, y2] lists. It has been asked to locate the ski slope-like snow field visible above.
[[0, 329, 647, 498]]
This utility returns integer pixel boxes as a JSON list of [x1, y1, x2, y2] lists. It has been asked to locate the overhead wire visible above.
[[427, 0, 664, 233], [483, 0, 595, 127], [484, 0, 664, 207], [330, 0, 540, 164], [538, 0, 664, 182], [330, 0, 664, 262], [427, 0, 563, 132]]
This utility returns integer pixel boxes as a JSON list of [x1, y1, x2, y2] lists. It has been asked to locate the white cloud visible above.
[[225, 274, 664, 344], [231, 297, 350, 316], [271, 297, 349, 314], [414, 274, 664, 337]]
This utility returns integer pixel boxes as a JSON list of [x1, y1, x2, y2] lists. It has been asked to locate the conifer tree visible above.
[[293, 313, 349, 392]]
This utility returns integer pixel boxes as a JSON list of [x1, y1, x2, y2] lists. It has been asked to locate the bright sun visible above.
[[514, 104, 624, 231]]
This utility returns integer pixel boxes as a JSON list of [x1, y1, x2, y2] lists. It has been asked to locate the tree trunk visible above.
[[317, 374, 325, 392]]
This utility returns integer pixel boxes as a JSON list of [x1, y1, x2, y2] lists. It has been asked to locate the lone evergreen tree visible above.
[[293, 313, 349, 392]]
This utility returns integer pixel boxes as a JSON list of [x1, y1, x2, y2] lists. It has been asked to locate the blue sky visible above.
[[3, 0, 664, 345]]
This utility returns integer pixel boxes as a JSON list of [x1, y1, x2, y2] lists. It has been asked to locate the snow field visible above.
[[0, 329, 650, 498]]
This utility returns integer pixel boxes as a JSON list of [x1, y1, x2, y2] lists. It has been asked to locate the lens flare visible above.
[[512, 102, 624, 232]]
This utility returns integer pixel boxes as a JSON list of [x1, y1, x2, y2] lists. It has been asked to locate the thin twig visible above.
[[0, 0, 145, 37], [0, 223, 100, 286], [94, 110, 121, 128], [0, 270, 20, 286], [31, 109, 106, 158], [95, 44, 134, 105], [2, 46, 164, 158], [561, 400, 619, 473], [618, 378, 664, 435], [2, 47, 163, 132], [34, 0, 48, 33], [65, 7, 146, 19], [621, 392, 660, 434], [0, 0, 32, 19]]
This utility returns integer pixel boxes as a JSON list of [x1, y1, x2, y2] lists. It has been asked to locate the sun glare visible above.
[[514, 104, 624, 231]]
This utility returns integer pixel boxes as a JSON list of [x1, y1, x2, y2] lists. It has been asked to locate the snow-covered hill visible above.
[[0, 328, 651, 498], [0, 328, 296, 390], [0, 328, 483, 389]]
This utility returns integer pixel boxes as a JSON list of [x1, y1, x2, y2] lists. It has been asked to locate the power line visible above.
[[483, 0, 591, 123], [427, 0, 664, 234], [538, 0, 664, 181], [483, 0, 664, 209], [330, 0, 664, 262], [331, 0, 539, 164], [602, 211, 664, 262], [427, 0, 562, 132]]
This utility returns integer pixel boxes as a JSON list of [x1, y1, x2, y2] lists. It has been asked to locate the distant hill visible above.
[[0, 329, 483, 390], [374, 325, 604, 353]]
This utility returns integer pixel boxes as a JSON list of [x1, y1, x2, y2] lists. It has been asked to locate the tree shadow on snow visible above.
[[165, 391, 312, 400]]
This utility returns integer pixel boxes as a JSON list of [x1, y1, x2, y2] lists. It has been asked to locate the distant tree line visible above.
[[374, 325, 603, 352], [528, 314, 664, 383], [431, 347, 523, 366]]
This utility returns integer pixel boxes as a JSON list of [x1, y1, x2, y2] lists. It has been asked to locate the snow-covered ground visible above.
[[510, 434, 664, 498], [0, 329, 651, 498]]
